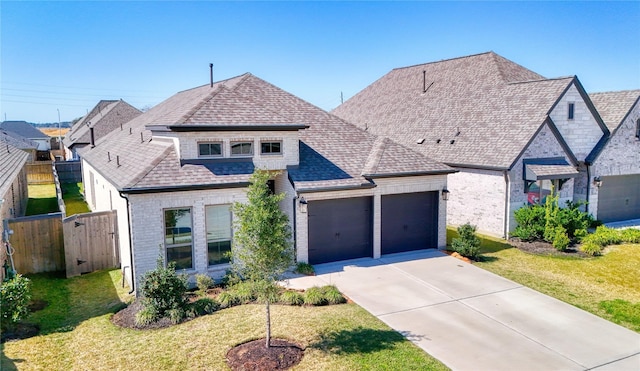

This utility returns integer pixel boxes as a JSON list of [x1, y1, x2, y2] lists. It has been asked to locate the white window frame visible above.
[[260, 141, 283, 155], [198, 142, 223, 158], [230, 141, 253, 157]]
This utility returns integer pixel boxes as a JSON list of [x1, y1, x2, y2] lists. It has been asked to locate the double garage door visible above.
[[597, 174, 640, 223], [307, 192, 438, 264]]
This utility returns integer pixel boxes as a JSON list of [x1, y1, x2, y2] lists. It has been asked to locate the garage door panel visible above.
[[382, 192, 438, 255], [308, 197, 373, 264], [598, 175, 640, 223]]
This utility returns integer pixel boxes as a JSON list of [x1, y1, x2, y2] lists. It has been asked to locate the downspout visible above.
[[118, 191, 135, 295], [585, 164, 591, 214], [292, 196, 297, 261], [503, 170, 510, 239]]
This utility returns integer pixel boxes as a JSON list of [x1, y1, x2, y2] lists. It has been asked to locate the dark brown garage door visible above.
[[308, 197, 373, 264], [382, 192, 438, 255], [597, 174, 640, 223]]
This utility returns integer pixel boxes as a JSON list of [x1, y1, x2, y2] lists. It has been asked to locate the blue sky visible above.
[[1, 1, 639, 123]]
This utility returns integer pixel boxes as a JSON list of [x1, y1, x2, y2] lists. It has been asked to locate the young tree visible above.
[[231, 169, 294, 348]]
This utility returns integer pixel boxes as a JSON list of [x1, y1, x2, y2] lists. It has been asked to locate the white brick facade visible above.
[[590, 100, 640, 219], [550, 83, 604, 161]]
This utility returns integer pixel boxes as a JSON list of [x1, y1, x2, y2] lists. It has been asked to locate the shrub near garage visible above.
[[451, 223, 481, 260]]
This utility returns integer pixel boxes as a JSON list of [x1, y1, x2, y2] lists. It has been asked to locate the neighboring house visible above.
[[333, 51, 613, 238], [0, 129, 38, 163], [63, 99, 142, 161], [588, 90, 640, 222], [81, 73, 455, 292], [0, 121, 51, 151], [0, 139, 29, 226]]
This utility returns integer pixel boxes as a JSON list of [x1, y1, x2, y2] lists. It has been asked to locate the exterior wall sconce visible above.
[[441, 188, 450, 201], [298, 196, 308, 213], [593, 176, 603, 188]]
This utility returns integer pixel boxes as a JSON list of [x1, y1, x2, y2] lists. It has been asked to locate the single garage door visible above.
[[381, 192, 438, 255], [597, 174, 640, 223], [308, 197, 373, 264]]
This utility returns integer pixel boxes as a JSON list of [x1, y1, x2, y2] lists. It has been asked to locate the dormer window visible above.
[[261, 141, 282, 155], [198, 142, 222, 157], [231, 141, 253, 156], [568, 102, 575, 120]]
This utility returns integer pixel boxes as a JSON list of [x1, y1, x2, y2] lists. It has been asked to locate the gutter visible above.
[[118, 191, 136, 295], [362, 169, 458, 178], [121, 182, 250, 194], [295, 182, 376, 194]]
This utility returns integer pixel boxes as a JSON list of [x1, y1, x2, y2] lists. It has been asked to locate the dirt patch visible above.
[[226, 338, 304, 370], [442, 250, 473, 263], [509, 239, 589, 258], [28, 299, 48, 312]]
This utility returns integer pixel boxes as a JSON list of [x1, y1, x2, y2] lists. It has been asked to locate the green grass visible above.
[[1, 270, 448, 370], [61, 182, 90, 216], [447, 227, 640, 332], [25, 184, 58, 215]]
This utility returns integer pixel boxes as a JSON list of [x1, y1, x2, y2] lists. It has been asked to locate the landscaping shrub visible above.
[[279, 290, 304, 306], [195, 274, 214, 295], [512, 205, 546, 241], [579, 242, 602, 256], [556, 201, 594, 239], [552, 226, 570, 251], [134, 305, 158, 326], [321, 285, 346, 305], [138, 256, 189, 324], [621, 228, 640, 244], [451, 223, 481, 260], [0, 274, 31, 331], [589, 226, 622, 246], [543, 190, 560, 243], [294, 262, 315, 276], [228, 280, 260, 304], [217, 291, 240, 308], [188, 298, 220, 317], [304, 286, 327, 306]]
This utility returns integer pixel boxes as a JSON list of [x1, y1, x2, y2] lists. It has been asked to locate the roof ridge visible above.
[[507, 76, 575, 85], [590, 89, 640, 95], [128, 141, 175, 188], [392, 51, 494, 71], [361, 137, 389, 175], [176, 73, 252, 94]]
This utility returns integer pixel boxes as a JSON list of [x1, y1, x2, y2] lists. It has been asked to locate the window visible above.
[[636, 118, 640, 139], [568, 102, 575, 120], [164, 208, 193, 270], [231, 141, 253, 156], [526, 179, 560, 205], [198, 142, 222, 157], [261, 141, 282, 155], [206, 205, 232, 266]]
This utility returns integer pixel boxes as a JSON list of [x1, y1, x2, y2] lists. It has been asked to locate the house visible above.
[[0, 129, 38, 163], [63, 99, 142, 161], [0, 140, 30, 280], [0, 121, 51, 151], [588, 90, 640, 222], [80, 73, 455, 292], [333, 51, 614, 238]]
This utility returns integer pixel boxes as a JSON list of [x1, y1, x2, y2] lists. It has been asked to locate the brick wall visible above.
[[550, 83, 605, 161], [590, 101, 640, 219]]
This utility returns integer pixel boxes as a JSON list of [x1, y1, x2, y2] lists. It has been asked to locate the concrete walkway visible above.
[[282, 250, 640, 371]]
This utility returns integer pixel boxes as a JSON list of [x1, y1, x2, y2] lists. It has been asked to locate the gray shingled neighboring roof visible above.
[[0, 141, 29, 199], [589, 90, 640, 133], [82, 73, 453, 193], [0, 130, 38, 150], [63, 100, 142, 148], [332, 51, 579, 170], [0, 121, 49, 140]]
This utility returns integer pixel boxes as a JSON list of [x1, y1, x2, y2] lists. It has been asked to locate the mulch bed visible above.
[[111, 299, 177, 330], [508, 238, 589, 258], [226, 338, 304, 371], [1, 299, 48, 343]]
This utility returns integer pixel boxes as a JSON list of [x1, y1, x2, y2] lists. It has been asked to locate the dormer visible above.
[[146, 124, 307, 171]]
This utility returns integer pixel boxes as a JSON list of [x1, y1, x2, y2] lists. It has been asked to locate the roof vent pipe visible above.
[[210, 63, 214, 88], [90, 127, 95, 148], [423, 71, 426, 93], [116, 155, 121, 167]]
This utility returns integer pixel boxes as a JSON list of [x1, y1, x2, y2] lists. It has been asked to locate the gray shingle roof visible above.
[[0, 121, 49, 140], [0, 130, 38, 150], [589, 90, 640, 133], [82, 73, 453, 193], [332, 51, 577, 170], [0, 141, 29, 200], [63, 100, 142, 148]]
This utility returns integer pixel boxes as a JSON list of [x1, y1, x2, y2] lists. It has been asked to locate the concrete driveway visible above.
[[283, 250, 640, 371]]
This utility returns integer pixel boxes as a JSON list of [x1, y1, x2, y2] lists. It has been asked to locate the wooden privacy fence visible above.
[[6, 213, 65, 274], [26, 161, 55, 184], [5, 210, 119, 277], [63, 211, 119, 277]]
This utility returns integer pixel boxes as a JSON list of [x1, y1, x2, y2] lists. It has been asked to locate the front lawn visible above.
[[447, 228, 640, 332], [1, 270, 448, 370]]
